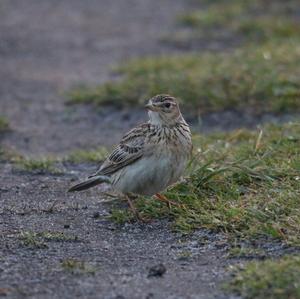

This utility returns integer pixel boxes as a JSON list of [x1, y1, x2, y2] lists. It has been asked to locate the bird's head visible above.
[[145, 94, 182, 126]]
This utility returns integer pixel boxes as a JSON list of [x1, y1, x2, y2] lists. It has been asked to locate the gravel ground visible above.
[[0, 164, 240, 299]]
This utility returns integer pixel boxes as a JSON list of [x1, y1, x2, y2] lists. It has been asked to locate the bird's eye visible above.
[[164, 103, 171, 108]]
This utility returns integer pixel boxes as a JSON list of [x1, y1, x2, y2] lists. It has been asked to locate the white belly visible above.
[[111, 153, 187, 196]]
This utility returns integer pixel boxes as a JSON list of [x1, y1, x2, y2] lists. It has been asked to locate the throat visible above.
[[148, 111, 183, 128], [148, 111, 163, 126]]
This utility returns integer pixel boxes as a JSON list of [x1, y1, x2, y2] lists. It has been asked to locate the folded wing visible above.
[[90, 123, 150, 177]]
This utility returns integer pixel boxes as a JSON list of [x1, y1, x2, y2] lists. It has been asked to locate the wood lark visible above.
[[69, 94, 192, 210]]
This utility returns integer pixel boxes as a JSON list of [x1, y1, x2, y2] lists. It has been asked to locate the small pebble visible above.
[[93, 212, 100, 219], [148, 263, 166, 278]]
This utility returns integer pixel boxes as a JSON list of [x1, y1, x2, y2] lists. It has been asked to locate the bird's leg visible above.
[[125, 194, 149, 222], [126, 195, 138, 216], [154, 193, 181, 209]]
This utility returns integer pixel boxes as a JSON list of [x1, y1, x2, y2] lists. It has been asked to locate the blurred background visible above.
[[0, 0, 299, 156]]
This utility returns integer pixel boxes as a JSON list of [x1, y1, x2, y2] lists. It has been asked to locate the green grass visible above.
[[178, 0, 300, 43], [67, 41, 300, 114], [110, 208, 134, 224], [10, 147, 108, 173], [111, 122, 300, 245], [20, 231, 78, 249], [15, 157, 61, 174], [228, 246, 267, 259], [20, 231, 48, 249], [65, 147, 108, 163], [66, 0, 300, 114], [227, 255, 300, 299], [0, 117, 9, 132]]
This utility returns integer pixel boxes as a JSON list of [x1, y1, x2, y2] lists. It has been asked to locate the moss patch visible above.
[[227, 255, 300, 299], [67, 41, 300, 114], [112, 122, 300, 245]]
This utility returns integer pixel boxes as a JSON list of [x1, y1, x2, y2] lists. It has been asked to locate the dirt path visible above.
[[1, 167, 240, 299], [0, 0, 195, 156]]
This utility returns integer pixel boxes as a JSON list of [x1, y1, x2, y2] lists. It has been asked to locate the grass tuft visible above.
[[226, 255, 300, 299], [15, 157, 61, 174], [20, 231, 78, 249], [20, 231, 48, 249], [110, 208, 134, 224]]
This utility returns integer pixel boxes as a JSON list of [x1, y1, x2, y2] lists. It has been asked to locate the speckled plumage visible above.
[[68, 94, 192, 195]]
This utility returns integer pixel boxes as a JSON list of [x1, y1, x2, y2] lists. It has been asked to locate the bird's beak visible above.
[[145, 102, 157, 111]]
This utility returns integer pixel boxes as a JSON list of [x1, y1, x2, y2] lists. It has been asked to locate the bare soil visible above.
[[1, 164, 239, 299], [0, 0, 196, 156], [0, 1, 295, 298]]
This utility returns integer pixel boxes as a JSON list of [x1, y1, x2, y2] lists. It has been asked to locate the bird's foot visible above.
[[125, 195, 150, 223]]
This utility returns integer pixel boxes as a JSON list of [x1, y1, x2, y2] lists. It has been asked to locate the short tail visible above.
[[68, 175, 110, 192]]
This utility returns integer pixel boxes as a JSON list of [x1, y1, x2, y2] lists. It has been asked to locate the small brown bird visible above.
[[69, 94, 192, 210]]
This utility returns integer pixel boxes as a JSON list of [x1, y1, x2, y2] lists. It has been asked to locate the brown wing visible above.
[[90, 123, 150, 177]]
